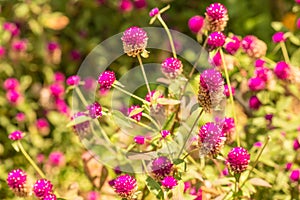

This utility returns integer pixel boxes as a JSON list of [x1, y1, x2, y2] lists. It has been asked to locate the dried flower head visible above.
[[205, 3, 229, 32]]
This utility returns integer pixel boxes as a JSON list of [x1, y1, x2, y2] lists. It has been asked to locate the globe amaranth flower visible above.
[[210, 51, 222, 67], [3, 78, 19, 91], [198, 69, 225, 113], [223, 84, 235, 98], [222, 117, 235, 144], [207, 32, 226, 51], [33, 179, 53, 198], [43, 193, 57, 200], [6, 90, 22, 105], [3, 22, 20, 36], [149, 7, 159, 17], [151, 156, 173, 180], [134, 135, 145, 144], [66, 75, 80, 86], [71, 112, 91, 138], [47, 41, 60, 53], [188, 15, 205, 33], [274, 61, 290, 80], [128, 105, 143, 122], [0, 46, 6, 58], [297, 18, 300, 29], [87, 191, 99, 200], [98, 70, 116, 91], [161, 176, 178, 189], [161, 130, 171, 138], [7, 169, 30, 197], [133, 0, 147, 9], [225, 35, 241, 55], [255, 66, 272, 82], [8, 130, 24, 140], [294, 139, 300, 150], [87, 102, 102, 119], [113, 174, 137, 199], [205, 3, 228, 32], [227, 147, 250, 174], [248, 77, 266, 91], [198, 122, 226, 157], [161, 57, 183, 79], [241, 35, 267, 59], [272, 32, 286, 43], [48, 151, 65, 167], [255, 59, 265, 68], [249, 95, 261, 110], [121, 26, 148, 57], [12, 39, 27, 52], [119, 0, 133, 12], [49, 83, 64, 97], [290, 169, 300, 182]]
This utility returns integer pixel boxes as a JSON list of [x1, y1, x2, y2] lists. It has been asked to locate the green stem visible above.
[[17, 140, 46, 179], [157, 14, 177, 58], [280, 42, 290, 63], [178, 109, 204, 157], [240, 135, 271, 188], [234, 174, 241, 199], [142, 113, 161, 130], [75, 87, 89, 107], [137, 54, 152, 101], [112, 84, 150, 105], [219, 49, 239, 146]]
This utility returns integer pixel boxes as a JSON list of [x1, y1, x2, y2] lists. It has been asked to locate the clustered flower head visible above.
[[66, 75, 80, 86], [161, 176, 178, 189], [198, 68, 225, 113], [248, 76, 266, 91], [98, 70, 116, 91], [274, 61, 290, 80], [161, 130, 171, 138], [161, 57, 183, 79], [8, 130, 24, 141], [7, 169, 29, 197], [205, 3, 229, 32], [128, 105, 143, 122], [207, 32, 226, 51], [121, 26, 148, 57], [227, 147, 250, 174], [272, 32, 286, 43], [198, 122, 226, 157], [113, 174, 137, 199], [134, 135, 145, 144], [87, 102, 102, 119], [33, 179, 54, 198], [48, 151, 65, 167], [241, 35, 267, 59], [225, 35, 241, 55], [151, 156, 173, 180]]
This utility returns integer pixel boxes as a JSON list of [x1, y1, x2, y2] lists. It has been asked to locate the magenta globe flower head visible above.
[[274, 61, 290, 80], [113, 174, 137, 198], [121, 26, 148, 57], [49, 83, 64, 97], [255, 67, 272, 82], [7, 169, 27, 189], [33, 179, 53, 198], [227, 147, 250, 174], [225, 35, 241, 55], [48, 151, 65, 167], [54, 72, 65, 83], [47, 42, 60, 53], [161, 176, 178, 189], [286, 162, 293, 171], [149, 7, 159, 17], [134, 135, 145, 144], [70, 50, 81, 60], [66, 75, 81, 86], [223, 84, 235, 98], [133, 0, 147, 9], [198, 122, 226, 157], [98, 70, 116, 91], [151, 156, 173, 180], [43, 193, 57, 200], [161, 130, 171, 138], [6, 90, 21, 105], [242, 35, 267, 59], [87, 191, 99, 200], [210, 51, 222, 67], [3, 78, 19, 91], [207, 32, 226, 51], [161, 57, 183, 79], [188, 15, 205, 33], [290, 170, 300, 182], [55, 99, 70, 115], [222, 167, 229, 176], [87, 102, 102, 119], [83, 77, 96, 91], [293, 139, 300, 150], [249, 95, 261, 110], [248, 77, 266, 91], [272, 32, 286, 43], [128, 105, 143, 121], [8, 130, 24, 141], [296, 0, 300, 3], [255, 59, 265, 68], [0, 46, 6, 58], [36, 118, 50, 135], [3, 22, 20, 36], [297, 18, 300, 29], [12, 39, 27, 52], [119, 0, 133, 12], [16, 112, 26, 122], [205, 3, 228, 32]]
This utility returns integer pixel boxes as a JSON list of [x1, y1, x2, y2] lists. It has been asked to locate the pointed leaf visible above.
[[157, 98, 181, 105], [249, 178, 272, 188], [129, 107, 144, 117], [145, 176, 164, 200]]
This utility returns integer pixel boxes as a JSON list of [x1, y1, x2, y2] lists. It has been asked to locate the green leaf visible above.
[[128, 107, 144, 117], [271, 21, 284, 31], [66, 115, 90, 127], [145, 176, 164, 200], [157, 98, 181, 105], [291, 48, 300, 67], [98, 167, 109, 190]]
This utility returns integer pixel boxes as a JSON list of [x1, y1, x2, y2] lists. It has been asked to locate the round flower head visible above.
[[290, 170, 300, 182], [134, 135, 145, 144], [161, 130, 171, 138], [7, 169, 29, 197], [133, 0, 147, 9], [87, 102, 102, 119], [33, 179, 53, 198], [207, 32, 226, 51], [48, 151, 65, 167], [113, 174, 137, 198], [0, 46, 6, 58], [188, 15, 205, 33], [161, 176, 178, 189], [293, 139, 300, 150], [98, 70, 116, 91], [149, 8, 159, 17], [248, 77, 266, 91], [255, 67, 272, 82], [151, 156, 173, 180], [274, 61, 290, 80], [128, 105, 142, 122], [205, 3, 228, 32], [222, 117, 235, 143], [272, 32, 286, 43], [161, 57, 183, 79], [47, 42, 60, 53], [12, 39, 27, 52], [66, 75, 80, 86], [8, 130, 24, 141], [198, 122, 226, 157], [198, 69, 225, 113], [49, 83, 64, 97], [71, 112, 91, 138], [121, 26, 148, 57], [249, 95, 261, 110], [225, 35, 241, 55], [296, 0, 300, 4], [286, 162, 293, 171], [241, 35, 267, 59], [3, 78, 19, 91], [6, 90, 21, 105], [223, 85, 235, 98], [119, 0, 133, 12], [227, 147, 250, 174], [43, 193, 57, 200], [255, 59, 265, 68]]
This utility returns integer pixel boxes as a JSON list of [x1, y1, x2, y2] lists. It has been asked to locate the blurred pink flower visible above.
[[134, 135, 145, 144], [3, 78, 19, 91], [0, 46, 6, 58], [11, 39, 27, 52], [87, 191, 100, 200], [49, 83, 64, 97], [66, 75, 81, 86], [70, 50, 81, 60], [16, 113, 26, 122], [188, 15, 205, 33], [249, 95, 261, 110], [297, 18, 300, 29], [286, 162, 292, 171], [37, 154, 45, 164], [54, 72, 65, 83], [48, 151, 65, 167], [290, 169, 300, 182], [47, 41, 60, 53], [248, 77, 266, 91], [272, 32, 286, 43], [6, 90, 21, 105], [133, 0, 147, 9], [223, 84, 235, 97], [255, 59, 265, 68], [119, 0, 133, 12], [3, 22, 20, 36], [8, 130, 24, 141]]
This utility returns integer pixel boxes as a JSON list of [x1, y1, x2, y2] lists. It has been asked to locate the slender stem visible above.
[[262, 56, 276, 65], [157, 14, 177, 58], [178, 109, 204, 157], [112, 84, 150, 105], [75, 87, 89, 107], [234, 174, 240, 200], [142, 113, 161, 130], [219, 49, 239, 146], [137, 54, 152, 100], [280, 42, 290, 63], [240, 135, 271, 188], [17, 140, 46, 179], [127, 116, 158, 132]]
